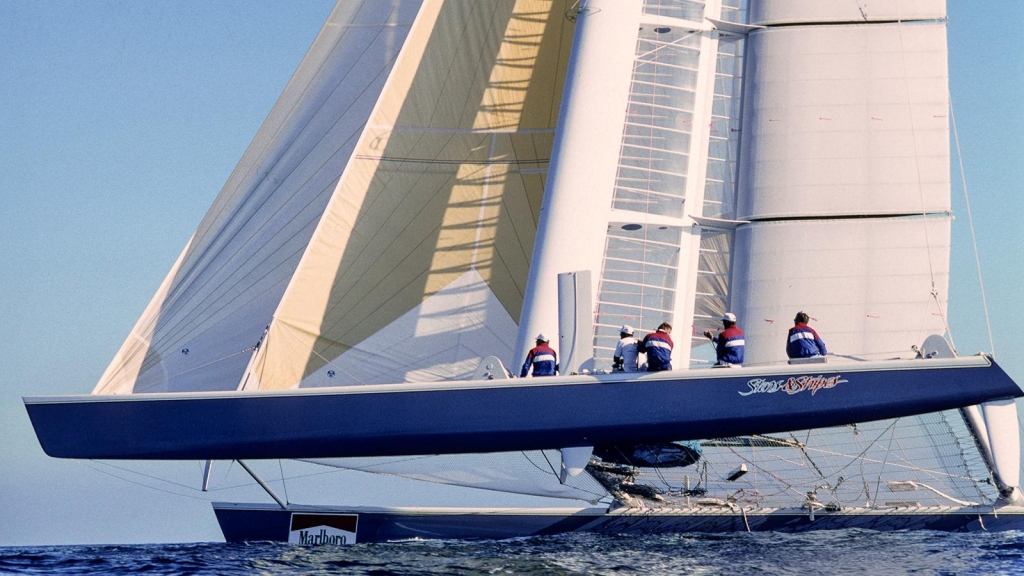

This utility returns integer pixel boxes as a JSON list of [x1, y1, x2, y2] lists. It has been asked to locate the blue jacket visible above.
[[787, 323, 827, 358], [521, 344, 557, 377], [714, 326, 745, 365], [641, 330, 674, 371]]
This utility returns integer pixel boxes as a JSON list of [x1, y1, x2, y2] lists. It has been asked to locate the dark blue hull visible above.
[[212, 502, 1024, 544], [24, 356, 1021, 460]]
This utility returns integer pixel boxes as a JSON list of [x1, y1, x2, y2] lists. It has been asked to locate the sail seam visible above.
[[745, 212, 949, 224], [756, 19, 945, 28]]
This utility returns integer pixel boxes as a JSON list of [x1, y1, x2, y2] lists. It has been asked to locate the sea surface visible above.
[[3, 531, 1024, 575]]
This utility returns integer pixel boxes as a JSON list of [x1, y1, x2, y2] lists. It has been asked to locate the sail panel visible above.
[[93, 0, 423, 394], [691, 229, 731, 350], [731, 216, 950, 366], [593, 223, 683, 366], [255, 0, 576, 389], [701, 34, 745, 221], [294, 269, 518, 386], [738, 22, 949, 221], [751, 0, 945, 26], [611, 26, 701, 219]]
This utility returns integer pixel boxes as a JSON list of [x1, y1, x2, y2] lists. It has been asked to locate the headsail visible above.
[[81, 0, 587, 504], [251, 0, 576, 390], [93, 0, 424, 394]]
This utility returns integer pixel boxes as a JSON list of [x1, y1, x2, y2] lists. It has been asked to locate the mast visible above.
[[517, 0, 738, 370]]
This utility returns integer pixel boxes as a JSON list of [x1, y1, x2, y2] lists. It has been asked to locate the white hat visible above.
[[535, 333, 549, 342], [722, 312, 737, 323], [619, 325, 633, 334]]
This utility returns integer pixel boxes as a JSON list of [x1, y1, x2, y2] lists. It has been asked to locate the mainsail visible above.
[[732, 1, 952, 365]]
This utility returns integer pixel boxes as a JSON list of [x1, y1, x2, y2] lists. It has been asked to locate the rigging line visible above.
[[932, 411, 986, 500], [84, 459, 204, 493], [522, 451, 557, 476], [813, 420, 903, 480], [222, 459, 235, 483], [792, 431, 827, 482], [205, 466, 351, 493], [872, 418, 903, 506], [725, 447, 805, 499], [279, 460, 289, 505], [304, 455, 440, 468], [797, 441, 978, 482], [77, 460, 209, 502], [949, 101, 994, 357]]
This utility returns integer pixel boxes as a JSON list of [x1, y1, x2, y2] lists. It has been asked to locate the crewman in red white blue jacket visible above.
[[640, 322, 675, 371], [520, 333, 558, 377], [786, 311, 827, 359], [703, 312, 745, 365]]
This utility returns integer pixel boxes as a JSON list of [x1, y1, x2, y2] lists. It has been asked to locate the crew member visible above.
[[613, 325, 640, 372], [520, 333, 558, 377], [787, 311, 827, 359], [641, 322, 674, 371], [703, 313, 744, 365]]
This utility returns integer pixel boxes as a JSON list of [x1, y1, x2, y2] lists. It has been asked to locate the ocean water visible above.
[[3, 531, 1024, 575]]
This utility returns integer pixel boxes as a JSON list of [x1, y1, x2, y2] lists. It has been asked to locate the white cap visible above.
[[535, 333, 549, 342], [619, 325, 633, 334], [722, 312, 737, 323]]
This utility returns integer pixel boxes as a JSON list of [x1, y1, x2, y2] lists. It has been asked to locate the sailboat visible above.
[[24, 0, 1024, 543]]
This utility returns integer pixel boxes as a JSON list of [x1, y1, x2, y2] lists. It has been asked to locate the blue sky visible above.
[[1, 1, 1023, 545]]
